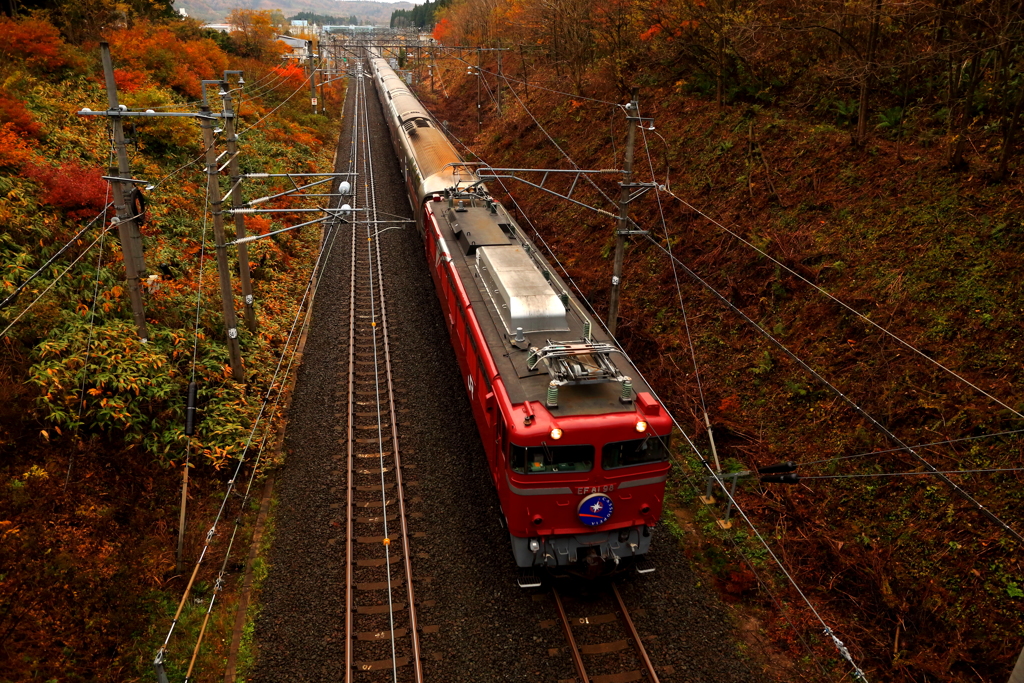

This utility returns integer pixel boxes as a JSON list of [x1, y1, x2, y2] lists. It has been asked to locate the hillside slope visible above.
[[177, 0, 414, 24], [413, 33, 1024, 682], [0, 16, 342, 680]]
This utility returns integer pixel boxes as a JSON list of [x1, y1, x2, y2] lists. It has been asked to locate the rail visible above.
[[551, 584, 660, 683], [343, 55, 423, 683]]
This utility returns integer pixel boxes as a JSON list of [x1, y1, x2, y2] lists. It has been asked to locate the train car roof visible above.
[[432, 198, 653, 417]]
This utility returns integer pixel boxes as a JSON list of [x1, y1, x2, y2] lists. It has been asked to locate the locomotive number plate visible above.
[[576, 484, 615, 495]]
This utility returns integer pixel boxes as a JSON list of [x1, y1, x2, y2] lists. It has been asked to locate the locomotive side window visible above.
[[602, 435, 671, 469], [510, 443, 593, 474]]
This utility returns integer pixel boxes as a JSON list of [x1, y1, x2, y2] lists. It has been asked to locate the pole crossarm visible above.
[[471, 167, 623, 220], [245, 177, 336, 206], [77, 110, 218, 119]]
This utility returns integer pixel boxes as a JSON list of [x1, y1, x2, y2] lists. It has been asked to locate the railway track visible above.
[[550, 583, 666, 683], [342, 56, 424, 683]]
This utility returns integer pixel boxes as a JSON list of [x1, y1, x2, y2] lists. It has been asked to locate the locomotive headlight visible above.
[[635, 420, 648, 433], [550, 428, 563, 440], [529, 539, 540, 552]]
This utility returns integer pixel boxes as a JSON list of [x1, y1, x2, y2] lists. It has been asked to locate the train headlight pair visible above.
[[635, 421, 648, 433], [550, 428, 563, 440]]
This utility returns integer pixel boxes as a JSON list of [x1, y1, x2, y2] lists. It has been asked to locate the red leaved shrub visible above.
[[0, 89, 40, 138], [24, 162, 109, 220], [0, 122, 35, 169], [0, 17, 68, 71], [272, 64, 307, 90], [104, 22, 228, 99], [113, 68, 148, 93]]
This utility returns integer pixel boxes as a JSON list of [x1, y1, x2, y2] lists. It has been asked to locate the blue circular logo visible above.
[[577, 493, 614, 526]]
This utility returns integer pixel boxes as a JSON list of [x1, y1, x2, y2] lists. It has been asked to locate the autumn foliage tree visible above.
[[227, 9, 284, 60]]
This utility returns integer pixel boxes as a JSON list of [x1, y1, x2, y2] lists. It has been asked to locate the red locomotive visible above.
[[370, 53, 672, 582]]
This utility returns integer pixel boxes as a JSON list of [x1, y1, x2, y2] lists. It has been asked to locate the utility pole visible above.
[[221, 74, 257, 333], [496, 51, 502, 117], [476, 47, 482, 134], [200, 81, 244, 382], [607, 90, 640, 337], [308, 43, 318, 115], [99, 41, 149, 342]]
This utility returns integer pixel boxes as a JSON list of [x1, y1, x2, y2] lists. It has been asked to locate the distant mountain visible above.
[[177, 0, 415, 25]]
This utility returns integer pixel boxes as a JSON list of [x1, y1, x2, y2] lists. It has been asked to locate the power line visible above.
[[156, 158, 347, 675], [238, 57, 326, 137], [0, 226, 112, 339], [801, 428, 1024, 468], [441, 47, 624, 107], [636, 105, 717, 467], [643, 233, 1024, 545], [65, 168, 113, 490], [659, 187, 1024, 422], [0, 204, 113, 311], [802, 467, 1024, 480], [429, 116, 867, 681]]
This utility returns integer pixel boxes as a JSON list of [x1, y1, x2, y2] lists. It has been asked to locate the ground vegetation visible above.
[[420, 0, 1024, 679], [0, 9, 340, 680]]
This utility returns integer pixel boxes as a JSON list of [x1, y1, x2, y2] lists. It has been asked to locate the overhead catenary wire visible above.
[[799, 428, 1024, 468], [801, 467, 1024, 480], [0, 225, 112, 339], [0, 202, 113, 311], [65, 169, 113, 490], [429, 110, 855, 680], [158, 183, 346, 672], [166, 53, 355, 674], [635, 104, 717, 467], [443, 47, 623, 107], [642, 233, 1024, 546], [471, 58, 621, 211], [658, 186, 1024, 422]]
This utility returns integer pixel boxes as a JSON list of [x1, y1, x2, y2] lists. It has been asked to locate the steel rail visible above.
[[612, 583, 660, 683], [552, 587, 590, 683], [343, 56, 362, 683], [364, 65, 425, 683], [343, 52, 422, 682]]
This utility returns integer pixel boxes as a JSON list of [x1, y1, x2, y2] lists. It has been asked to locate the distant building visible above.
[[290, 19, 308, 27], [277, 35, 310, 59], [203, 23, 233, 33], [178, 7, 188, 17]]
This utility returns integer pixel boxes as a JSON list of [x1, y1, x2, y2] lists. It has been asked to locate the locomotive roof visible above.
[[432, 198, 654, 417]]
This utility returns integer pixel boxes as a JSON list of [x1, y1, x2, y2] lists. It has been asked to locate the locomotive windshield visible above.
[[510, 443, 594, 474], [602, 435, 671, 469]]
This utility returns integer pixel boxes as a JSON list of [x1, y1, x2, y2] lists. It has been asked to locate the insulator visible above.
[[184, 381, 198, 436], [248, 196, 269, 207], [542, 269, 550, 281], [757, 461, 798, 474], [560, 292, 569, 308], [583, 320, 591, 340], [339, 181, 351, 194], [620, 379, 633, 402], [526, 348, 539, 370], [546, 382, 558, 408]]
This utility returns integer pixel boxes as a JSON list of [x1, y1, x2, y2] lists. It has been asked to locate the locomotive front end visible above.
[[502, 395, 673, 581]]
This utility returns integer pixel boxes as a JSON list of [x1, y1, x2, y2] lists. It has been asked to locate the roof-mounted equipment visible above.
[[526, 340, 633, 407]]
